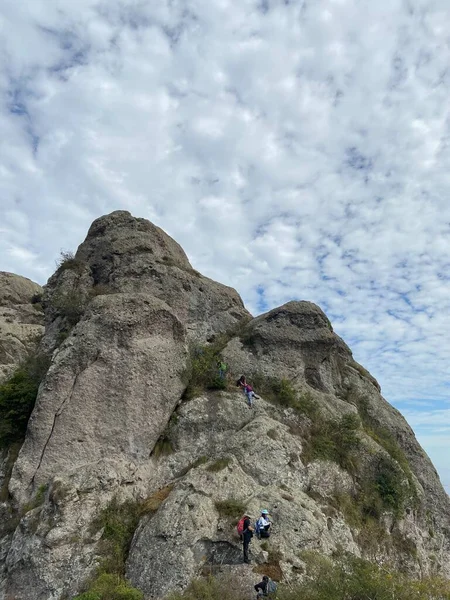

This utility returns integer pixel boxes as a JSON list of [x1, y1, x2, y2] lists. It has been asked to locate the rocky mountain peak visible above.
[[79, 210, 192, 274], [43, 211, 250, 351], [0, 213, 449, 600]]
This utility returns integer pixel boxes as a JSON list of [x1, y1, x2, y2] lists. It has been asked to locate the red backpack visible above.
[[237, 516, 247, 535]]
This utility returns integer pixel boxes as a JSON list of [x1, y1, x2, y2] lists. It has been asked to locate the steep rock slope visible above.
[[126, 303, 450, 597], [1, 212, 250, 600], [0, 272, 44, 383], [0, 212, 449, 600]]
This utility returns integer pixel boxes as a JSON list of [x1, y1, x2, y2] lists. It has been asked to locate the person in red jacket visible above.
[[242, 515, 254, 563]]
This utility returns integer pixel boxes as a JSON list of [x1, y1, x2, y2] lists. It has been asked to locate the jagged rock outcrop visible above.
[[41, 211, 250, 353], [0, 272, 44, 383], [0, 212, 449, 600], [126, 392, 359, 599]]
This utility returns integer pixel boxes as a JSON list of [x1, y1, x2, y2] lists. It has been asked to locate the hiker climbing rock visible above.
[[236, 375, 259, 408], [255, 509, 271, 538], [217, 359, 227, 380], [242, 514, 254, 563], [237, 514, 250, 540], [255, 575, 278, 599]]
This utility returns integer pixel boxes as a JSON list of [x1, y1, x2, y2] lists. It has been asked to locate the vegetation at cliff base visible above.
[[166, 554, 450, 600], [76, 498, 143, 600], [73, 573, 143, 600], [90, 498, 141, 577], [0, 353, 50, 449]]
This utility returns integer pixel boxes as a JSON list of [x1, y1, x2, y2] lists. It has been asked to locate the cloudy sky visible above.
[[1, 0, 449, 492]]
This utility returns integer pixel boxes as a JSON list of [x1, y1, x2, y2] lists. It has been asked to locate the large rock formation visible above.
[[0, 212, 449, 600], [0, 272, 44, 383]]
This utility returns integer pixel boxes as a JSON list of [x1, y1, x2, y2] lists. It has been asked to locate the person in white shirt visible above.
[[256, 509, 271, 538]]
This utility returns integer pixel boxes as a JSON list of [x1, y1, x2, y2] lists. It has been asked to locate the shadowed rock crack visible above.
[[30, 370, 83, 486]]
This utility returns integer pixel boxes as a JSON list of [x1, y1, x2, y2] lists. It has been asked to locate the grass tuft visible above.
[[214, 498, 246, 520], [141, 485, 173, 514]]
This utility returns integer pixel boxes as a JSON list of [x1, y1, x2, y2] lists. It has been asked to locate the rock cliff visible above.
[[0, 272, 44, 383], [0, 211, 448, 600]]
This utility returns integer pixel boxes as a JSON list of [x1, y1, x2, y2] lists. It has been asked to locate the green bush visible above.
[[166, 576, 244, 600], [90, 497, 141, 576], [53, 288, 85, 327], [251, 375, 317, 419], [74, 573, 143, 600], [278, 552, 450, 600], [183, 345, 227, 400], [56, 250, 84, 274], [365, 426, 417, 505], [166, 559, 450, 600], [214, 498, 246, 520], [348, 390, 417, 506], [374, 455, 406, 516], [302, 413, 360, 472], [23, 484, 48, 513], [0, 353, 50, 449]]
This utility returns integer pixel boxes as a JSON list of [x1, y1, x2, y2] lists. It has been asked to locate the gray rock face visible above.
[[0, 272, 44, 382], [126, 389, 450, 598], [1, 213, 449, 600], [126, 392, 360, 599], [43, 210, 250, 349], [225, 301, 352, 394], [10, 293, 188, 503]]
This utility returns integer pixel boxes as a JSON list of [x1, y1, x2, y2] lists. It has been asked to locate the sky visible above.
[[0, 0, 449, 493]]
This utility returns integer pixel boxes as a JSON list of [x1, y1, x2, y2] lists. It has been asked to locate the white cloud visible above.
[[0, 0, 449, 489]]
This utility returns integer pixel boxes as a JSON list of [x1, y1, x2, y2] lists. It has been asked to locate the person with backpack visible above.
[[255, 575, 278, 599], [236, 514, 250, 540], [255, 509, 271, 538], [242, 514, 254, 563]]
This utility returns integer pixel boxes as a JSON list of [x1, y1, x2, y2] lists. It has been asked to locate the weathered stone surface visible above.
[[125, 390, 450, 596], [126, 392, 360, 599], [1, 213, 449, 600], [43, 211, 250, 350], [10, 293, 188, 504], [0, 272, 44, 382], [3, 292, 189, 600]]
